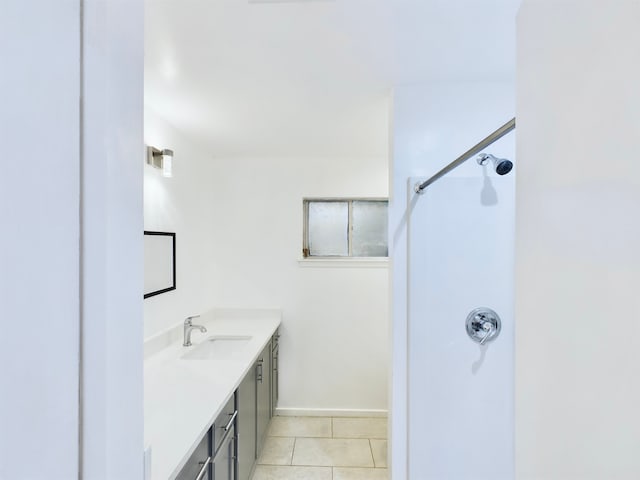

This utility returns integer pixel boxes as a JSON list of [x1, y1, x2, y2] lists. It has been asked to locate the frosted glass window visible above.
[[352, 201, 388, 257], [307, 201, 349, 256], [303, 199, 388, 258]]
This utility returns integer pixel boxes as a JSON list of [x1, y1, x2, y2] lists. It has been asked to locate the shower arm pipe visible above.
[[414, 117, 516, 194]]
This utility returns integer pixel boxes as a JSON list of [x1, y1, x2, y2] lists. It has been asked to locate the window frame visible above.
[[302, 197, 389, 259]]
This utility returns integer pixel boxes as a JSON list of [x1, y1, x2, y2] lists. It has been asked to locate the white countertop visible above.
[[144, 309, 281, 480]]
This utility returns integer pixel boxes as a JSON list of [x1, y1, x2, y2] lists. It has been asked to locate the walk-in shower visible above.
[[407, 116, 517, 479]]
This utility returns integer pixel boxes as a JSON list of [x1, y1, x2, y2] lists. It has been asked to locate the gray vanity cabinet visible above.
[[255, 343, 271, 458], [174, 332, 280, 480]]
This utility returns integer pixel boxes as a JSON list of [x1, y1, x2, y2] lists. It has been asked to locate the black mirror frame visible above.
[[143, 231, 176, 299]]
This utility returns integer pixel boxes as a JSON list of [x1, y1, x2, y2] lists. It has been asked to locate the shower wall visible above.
[[390, 81, 515, 479], [407, 175, 514, 479]]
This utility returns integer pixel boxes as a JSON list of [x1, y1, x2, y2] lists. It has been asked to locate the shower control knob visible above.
[[466, 307, 501, 345]]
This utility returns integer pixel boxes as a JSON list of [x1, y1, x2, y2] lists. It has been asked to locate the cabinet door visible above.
[[212, 426, 235, 480], [237, 366, 256, 480], [256, 342, 271, 458]]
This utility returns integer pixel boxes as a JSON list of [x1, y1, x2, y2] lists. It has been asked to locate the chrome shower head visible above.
[[476, 153, 513, 175]]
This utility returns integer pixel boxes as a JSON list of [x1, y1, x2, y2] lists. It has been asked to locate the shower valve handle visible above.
[[465, 307, 501, 345]]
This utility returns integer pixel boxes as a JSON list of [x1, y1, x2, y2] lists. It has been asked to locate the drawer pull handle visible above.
[[221, 410, 238, 432], [256, 361, 263, 383], [212, 428, 235, 462], [195, 456, 211, 480]]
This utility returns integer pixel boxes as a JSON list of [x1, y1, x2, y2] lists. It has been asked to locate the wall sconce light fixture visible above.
[[146, 146, 174, 178]]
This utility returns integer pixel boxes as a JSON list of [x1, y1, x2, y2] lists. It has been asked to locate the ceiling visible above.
[[144, 0, 521, 158]]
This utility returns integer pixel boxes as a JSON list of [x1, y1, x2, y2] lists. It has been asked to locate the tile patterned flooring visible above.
[[251, 416, 388, 480]]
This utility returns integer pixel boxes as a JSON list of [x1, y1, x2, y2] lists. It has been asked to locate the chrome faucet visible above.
[[183, 315, 207, 346]]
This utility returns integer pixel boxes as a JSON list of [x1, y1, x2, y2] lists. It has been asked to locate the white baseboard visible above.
[[275, 407, 388, 418]]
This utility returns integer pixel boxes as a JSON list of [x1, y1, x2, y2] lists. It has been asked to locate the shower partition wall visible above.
[[407, 175, 515, 479]]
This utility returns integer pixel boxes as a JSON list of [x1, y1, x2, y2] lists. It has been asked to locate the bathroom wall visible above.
[[143, 106, 389, 413], [144, 108, 217, 338], [1, 1, 144, 478], [208, 155, 389, 414], [390, 80, 515, 479], [516, 2, 640, 478], [0, 2, 80, 477], [81, 1, 144, 478]]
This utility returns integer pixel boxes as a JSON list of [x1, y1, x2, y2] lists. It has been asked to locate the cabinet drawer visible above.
[[213, 395, 236, 452], [175, 434, 211, 480]]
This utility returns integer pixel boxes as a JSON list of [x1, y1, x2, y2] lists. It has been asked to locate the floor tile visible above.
[[292, 438, 374, 467], [251, 465, 332, 480], [332, 417, 387, 439], [370, 439, 387, 468], [268, 416, 331, 438], [334, 467, 389, 480], [257, 436, 295, 465]]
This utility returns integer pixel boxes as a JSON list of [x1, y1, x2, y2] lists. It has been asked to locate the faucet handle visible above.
[[184, 314, 201, 325]]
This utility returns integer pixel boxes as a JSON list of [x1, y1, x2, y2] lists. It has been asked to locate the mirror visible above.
[[144, 231, 176, 299]]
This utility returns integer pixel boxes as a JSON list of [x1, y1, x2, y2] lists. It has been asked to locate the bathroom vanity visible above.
[[144, 309, 281, 479]]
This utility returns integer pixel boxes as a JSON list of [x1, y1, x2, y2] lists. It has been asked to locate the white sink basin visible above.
[[181, 335, 252, 360]]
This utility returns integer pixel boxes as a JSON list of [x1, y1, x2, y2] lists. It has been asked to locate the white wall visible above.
[[0, 2, 80, 477], [209, 155, 389, 414], [144, 109, 217, 338], [0, 1, 144, 478], [81, 1, 144, 478], [390, 81, 515, 479], [516, 2, 640, 478], [142, 109, 389, 413]]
